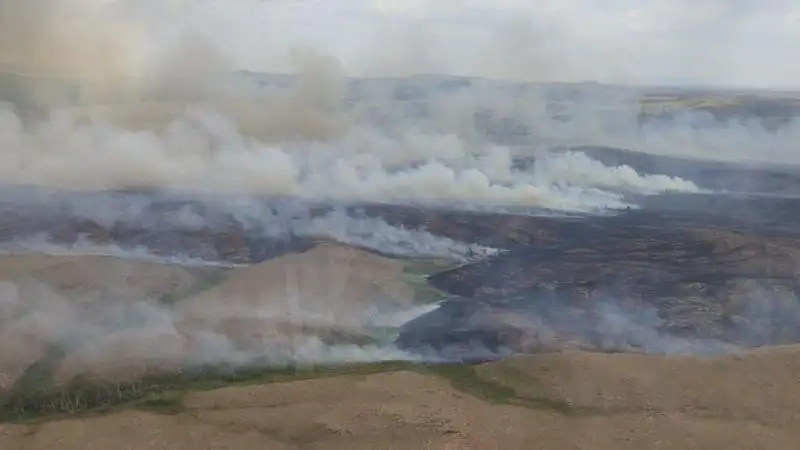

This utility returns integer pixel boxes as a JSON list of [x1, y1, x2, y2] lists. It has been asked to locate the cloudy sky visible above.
[[157, 0, 797, 88], [10, 0, 800, 88]]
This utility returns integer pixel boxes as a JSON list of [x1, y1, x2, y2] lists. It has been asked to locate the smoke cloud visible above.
[[2, 0, 779, 215], [397, 287, 800, 363], [0, 0, 798, 377]]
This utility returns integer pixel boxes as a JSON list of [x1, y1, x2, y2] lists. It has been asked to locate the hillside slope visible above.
[[1, 347, 798, 449]]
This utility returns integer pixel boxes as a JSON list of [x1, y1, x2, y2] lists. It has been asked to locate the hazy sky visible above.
[[158, 0, 797, 88], [10, 0, 800, 88]]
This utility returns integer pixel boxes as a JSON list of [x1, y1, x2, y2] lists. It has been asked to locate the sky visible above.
[[152, 0, 798, 89], [5, 0, 800, 88]]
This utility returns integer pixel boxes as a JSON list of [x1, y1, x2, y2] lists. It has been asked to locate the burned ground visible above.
[[3, 179, 800, 361]]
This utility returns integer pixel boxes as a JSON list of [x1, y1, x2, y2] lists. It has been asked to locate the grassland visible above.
[[1, 348, 799, 449], [0, 244, 453, 426]]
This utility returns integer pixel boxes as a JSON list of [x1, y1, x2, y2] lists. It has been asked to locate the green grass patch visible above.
[[402, 259, 458, 276], [640, 96, 743, 114], [400, 272, 448, 304], [8, 344, 66, 396], [425, 363, 631, 417], [0, 358, 643, 423], [400, 260, 454, 304], [0, 256, 451, 424], [427, 364, 517, 403], [135, 391, 186, 415], [0, 360, 417, 423], [158, 267, 230, 306]]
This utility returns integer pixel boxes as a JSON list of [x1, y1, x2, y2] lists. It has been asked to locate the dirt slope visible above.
[[0, 254, 205, 389], [0, 254, 200, 300], [2, 346, 799, 450], [54, 243, 421, 383], [0, 245, 432, 388], [173, 242, 416, 338]]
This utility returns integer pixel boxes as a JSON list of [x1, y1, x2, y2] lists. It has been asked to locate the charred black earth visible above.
[[3, 150, 800, 362], [391, 200, 800, 360]]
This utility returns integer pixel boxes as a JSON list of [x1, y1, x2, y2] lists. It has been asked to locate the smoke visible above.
[[0, 189, 498, 378], [0, 101, 708, 211], [293, 209, 501, 260], [2, 210, 500, 264], [0, 274, 430, 386], [0, 0, 148, 103], [0, 236, 244, 268], [396, 289, 800, 363], [1, 0, 799, 380], [0, 0, 752, 215], [0, 189, 502, 262], [549, 299, 740, 356]]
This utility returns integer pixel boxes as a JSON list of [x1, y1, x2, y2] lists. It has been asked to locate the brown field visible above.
[[0, 347, 798, 450], [0, 254, 203, 390]]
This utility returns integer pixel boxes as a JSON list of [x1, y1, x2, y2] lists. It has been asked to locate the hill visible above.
[[0, 244, 445, 395]]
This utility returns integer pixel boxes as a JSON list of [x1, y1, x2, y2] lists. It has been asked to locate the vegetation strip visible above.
[[0, 361, 417, 423], [0, 257, 461, 423], [0, 357, 679, 424], [157, 267, 230, 306], [426, 364, 649, 417]]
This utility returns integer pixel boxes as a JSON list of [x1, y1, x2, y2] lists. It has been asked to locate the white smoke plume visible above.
[[0, 0, 729, 215], [1, 211, 500, 264], [0, 188, 503, 262], [0, 236, 244, 268], [295, 210, 501, 260]]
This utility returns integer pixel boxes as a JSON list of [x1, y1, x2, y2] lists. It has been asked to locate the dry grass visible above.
[[173, 242, 417, 335], [0, 255, 207, 389], [0, 254, 200, 300], [0, 244, 440, 389], [478, 347, 800, 421], [1, 347, 799, 449]]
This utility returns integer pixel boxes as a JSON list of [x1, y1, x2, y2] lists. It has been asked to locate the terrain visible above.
[[2, 73, 800, 448], [2, 175, 800, 449], [1, 349, 799, 449]]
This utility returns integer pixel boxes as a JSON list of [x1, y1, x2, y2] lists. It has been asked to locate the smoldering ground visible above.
[[397, 279, 800, 362], [0, 188, 501, 263]]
